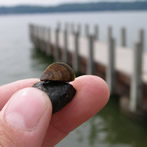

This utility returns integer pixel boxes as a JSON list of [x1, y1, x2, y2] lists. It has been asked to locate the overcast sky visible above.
[[0, 0, 135, 6]]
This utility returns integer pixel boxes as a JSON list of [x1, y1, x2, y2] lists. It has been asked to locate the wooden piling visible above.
[[46, 27, 51, 56], [31, 25, 36, 47], [35, 25, 39, 39], [77, 24, 81, 35], [130, 32, 143, 112], [130, 42, 143, 112], [40, 26, 46, 52], [85, 24, 89, 37], [73, 31, 80, 72], [39, 26, 42, 50], [64, 23, 69, 32], [57, 22, 61, 30], [63, 28, 68, 63], [29, 24, 33, 42], [43, 27, 48, 52], [94, 25, 99, 40], [36, 25, 40, 48], [71, 23, 75, 34], [139, 29, 144, 51], [87, 34, 94, 75], [121, 27, 126, 47], [37, 26, 42, 50], [40, 26, 44, 40], [55, 27, 60, 61], [106, 27, 116, 92]]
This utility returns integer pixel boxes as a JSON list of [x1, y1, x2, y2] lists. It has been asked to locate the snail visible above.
[[33, 62, 76, 113]]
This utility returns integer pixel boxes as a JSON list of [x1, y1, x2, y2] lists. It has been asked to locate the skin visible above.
[[0, 75, 109, 147]]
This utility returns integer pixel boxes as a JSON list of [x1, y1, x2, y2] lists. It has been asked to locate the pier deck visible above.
[[50, 32, 147, 83]]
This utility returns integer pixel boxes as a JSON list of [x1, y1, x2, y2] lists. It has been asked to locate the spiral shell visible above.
[[40, 62, 75, 82]]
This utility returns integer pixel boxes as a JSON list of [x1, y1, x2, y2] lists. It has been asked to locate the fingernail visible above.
[[5, 88, 48, 130]]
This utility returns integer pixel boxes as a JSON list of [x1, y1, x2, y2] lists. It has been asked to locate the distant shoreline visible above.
[[0, 1, 147, 15], [0, 10, 147, 18]]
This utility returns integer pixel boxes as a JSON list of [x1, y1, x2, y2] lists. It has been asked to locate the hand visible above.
[[0, 75, 109, 147]]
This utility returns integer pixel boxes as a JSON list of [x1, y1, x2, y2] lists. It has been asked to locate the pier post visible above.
[[71, 23, 75, 34], [43, 26, 48, 52], [85, 24, 89, 37], [87, 34, 94, 75], [121, 27, 126, 47], [32, 25, 37, 48], [94, 24, 99, 40], [29, 24, 34, 42], [40, 26, 43, 40], [34, 25, 38, 44], [39, 26, 43, 50], [55, 26, 60, 61], [35, 25, 39, 39], [77, 24, 81, 35], [73, 31, 80, 72], [40, 26, 44, 41], [106, 27, 116, 92], [42, 26, 47, 52], [57, 22, 61, 30], [39, 26, 44, 51], [63, 25, 68, 63], [36, 25, 39, 42], [36, 25, 41, 48], [139, 29, 144, 51], [130, 32, 144, 112], [30, 25, 40, 49], [64, 22, 69, 32], [46, 27, 51, 56], [37, 26, 41, 46], [32, 24, 36, 38]]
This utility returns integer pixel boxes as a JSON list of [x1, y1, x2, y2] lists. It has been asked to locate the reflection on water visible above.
[[98, 97, 147, 147], [57, 96, 147, 147]]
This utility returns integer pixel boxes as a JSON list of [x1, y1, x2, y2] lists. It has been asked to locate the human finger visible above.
[[42, 75, 109, 147], [0, 87, 52, 147], [0, 79, 39, 110]]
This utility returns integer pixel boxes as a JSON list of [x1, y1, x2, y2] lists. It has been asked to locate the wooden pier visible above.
[[29, 23, 147, 119]]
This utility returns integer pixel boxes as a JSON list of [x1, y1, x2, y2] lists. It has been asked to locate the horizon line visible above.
[[0, 0, 146, 7]]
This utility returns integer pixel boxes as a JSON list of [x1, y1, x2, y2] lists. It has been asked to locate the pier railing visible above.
[[29, 23, 147, 119]]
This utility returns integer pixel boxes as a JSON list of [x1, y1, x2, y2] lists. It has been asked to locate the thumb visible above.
[[0, 88, 52, 147]]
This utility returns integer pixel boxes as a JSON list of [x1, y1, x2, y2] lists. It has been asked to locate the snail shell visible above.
[[40, 62, 75, 82]]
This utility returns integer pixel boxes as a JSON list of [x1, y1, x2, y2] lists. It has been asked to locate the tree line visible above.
[[0, 1, 147, 14]]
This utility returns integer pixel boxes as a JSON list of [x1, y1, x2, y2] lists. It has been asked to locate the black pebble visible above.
[[33, 81, 76, 113]]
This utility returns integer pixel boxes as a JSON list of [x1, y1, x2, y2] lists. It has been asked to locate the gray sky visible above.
[[0, 0, 135, 6], [0, 0, 92, 6]]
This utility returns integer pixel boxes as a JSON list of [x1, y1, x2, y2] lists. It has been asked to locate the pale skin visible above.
[[0, 75, 109, 147]]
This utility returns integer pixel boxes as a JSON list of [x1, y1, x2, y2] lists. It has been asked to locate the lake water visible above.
[[0, 11, 147, 147]]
